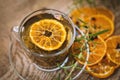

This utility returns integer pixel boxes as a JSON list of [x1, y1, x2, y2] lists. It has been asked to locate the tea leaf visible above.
[[73, 53, 85, 61], [90, 29, 109, 37], [78, 18, 87, 24], [75, 36, 85, 42], [64, 62, 78, 80], [89, 29, 109, 40]]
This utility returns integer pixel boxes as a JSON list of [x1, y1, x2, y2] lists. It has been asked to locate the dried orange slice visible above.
[[106, 36, 120, 65], [70, 7, 96, 26], [95, 7, 115, 21], [86, 56, 116, 78], [72, 36, 106, 66], [29, 19, 66, 51], [69, 7, 114, 26], [85, 15, 114, 39]]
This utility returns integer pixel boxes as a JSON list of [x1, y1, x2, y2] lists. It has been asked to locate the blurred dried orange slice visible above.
[[69, 7, 114, 26], [85, 15, 114, 39], [70, 7, 96, 25], [29, 19, 66, 51], [72, 36, 106, 66], [95, 7, 115, 21], [86, 56, 117, 78], [106, 36, 120, 65]]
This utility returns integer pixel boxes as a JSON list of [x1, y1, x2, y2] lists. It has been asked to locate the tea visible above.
[[20, 10, 75, 69]]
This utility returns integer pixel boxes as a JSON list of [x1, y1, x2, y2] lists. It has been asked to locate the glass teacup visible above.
[[12, 8, 76, 71]]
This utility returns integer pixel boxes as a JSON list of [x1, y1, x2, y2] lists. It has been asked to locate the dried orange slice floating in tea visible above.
[[85, 15, 114, 39], [106, 36, 120, 65], [29, 19, 66, 51], [69, 7, 114, 26], [72, 36, 106, 66], [86, 56, 117, 78]]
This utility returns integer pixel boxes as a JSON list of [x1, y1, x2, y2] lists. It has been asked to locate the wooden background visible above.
[[0, 0, 120, 80]]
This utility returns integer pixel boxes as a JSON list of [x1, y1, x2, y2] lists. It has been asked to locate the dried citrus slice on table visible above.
[[106, 36, 120, 65], [95, 7, 115, 21], [29, 19, 66, 51], [69, 7, 96, 25], [72, 36, 106, 66], [85, 15, 114, 39], [69, 7, 114, 26], [86, 56, 117, 78]]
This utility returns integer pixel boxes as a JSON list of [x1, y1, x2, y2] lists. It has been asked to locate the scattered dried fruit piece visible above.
[[106, 36, 120, 65], [85, 15, 114, 39], [72, 36, 106, 66], [86, 56, 117, 78]]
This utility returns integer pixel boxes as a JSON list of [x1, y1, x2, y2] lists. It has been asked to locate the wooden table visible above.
[[0, 0, 120, 80]]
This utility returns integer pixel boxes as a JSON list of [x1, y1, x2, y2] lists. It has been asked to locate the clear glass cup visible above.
[[12, 8, 76, 71]]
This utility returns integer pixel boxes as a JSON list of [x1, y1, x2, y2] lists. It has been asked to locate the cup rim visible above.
[[18, 8, 76, 57]]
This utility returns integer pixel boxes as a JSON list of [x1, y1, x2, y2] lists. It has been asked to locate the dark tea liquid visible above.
[[21, 13, 74, 69]]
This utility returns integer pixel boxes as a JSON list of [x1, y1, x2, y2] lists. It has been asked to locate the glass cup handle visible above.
[[11, 26, 20, 41]]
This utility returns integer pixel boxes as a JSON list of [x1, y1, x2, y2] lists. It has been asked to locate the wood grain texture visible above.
[[0, 0, 120, 80]]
